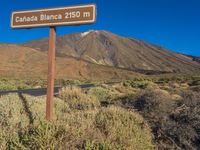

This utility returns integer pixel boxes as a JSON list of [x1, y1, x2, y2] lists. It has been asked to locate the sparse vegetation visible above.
[[123, 80, 149, 89], [113, 77, 200, 150], [59, 86, 100, 110], [1, 75, 200, 149], [0, 85, 155, 150], [88, 87, 110, 101], [0, 78, 89, 91], [95, 106, 154, 150], [0, 78, 47, 90]]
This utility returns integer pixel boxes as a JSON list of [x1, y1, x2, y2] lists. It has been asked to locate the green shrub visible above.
[[83, 140, 111, 150], [154, 78, 170, 84], [189, 79, 200, 86], [0, 78, 48, 90], [123, 80, 149, 89], [57, 79, 82, 87], [88, 87, 110, 101], [4, 132, 26, 150], [18, 122, 66, 149], [0, 82, 17, 90]]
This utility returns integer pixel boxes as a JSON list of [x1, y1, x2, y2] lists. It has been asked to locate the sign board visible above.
[[11, 3, 97, 121], [11, 4, 96, 28]]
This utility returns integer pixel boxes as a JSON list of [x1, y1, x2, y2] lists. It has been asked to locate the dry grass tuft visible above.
[[59, 86, 100, 110]]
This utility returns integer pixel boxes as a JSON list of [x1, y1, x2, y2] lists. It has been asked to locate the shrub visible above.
[[95, 106, 155, 150], [18, 121, 66, 149], [1, 121, 67, 149], [0, 82, 17, 90], [189, 79, 200, 86], [0, 130, 6, 150], [88, 87, 110, 101], [0, 78, 48, 90], [83, 140, 111, 150], [115, 87, 200, 150], [126, 88, 175, 115], [0, 87, 155, 150], [154, 77, 170, 84], [190, 85, 200, 92], [123, 80, 149, 89], [59, 86, 100, 110], [167, 91, 200, 150]]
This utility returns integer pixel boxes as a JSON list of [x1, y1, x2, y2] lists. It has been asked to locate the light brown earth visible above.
[[0, 44, 140, 80]]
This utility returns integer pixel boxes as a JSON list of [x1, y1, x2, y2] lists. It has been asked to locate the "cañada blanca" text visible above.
[[15, 14, 63, 23]]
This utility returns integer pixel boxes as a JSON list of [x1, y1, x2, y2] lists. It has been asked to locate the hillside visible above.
[[193, 56, 200, 63], [189, 56, 200, 63], [0, 44, 139, 80], [23, 30, 200, 74]]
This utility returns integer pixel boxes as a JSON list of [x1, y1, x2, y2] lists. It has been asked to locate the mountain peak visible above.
[[81, 30, 101, 37], [22, 30, 200, 74]]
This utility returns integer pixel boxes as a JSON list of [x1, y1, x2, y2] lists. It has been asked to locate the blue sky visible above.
[[0, 0, 199, 56]]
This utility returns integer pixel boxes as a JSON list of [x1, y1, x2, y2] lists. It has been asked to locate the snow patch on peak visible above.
[[81, 31, 91, 37], [81, 30, 100, 37], [94, 30, 100, 34]]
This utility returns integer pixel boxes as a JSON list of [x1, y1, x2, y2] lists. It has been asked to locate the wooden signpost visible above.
[[11, 4, 96, 121], [11, 4, 96, 28]]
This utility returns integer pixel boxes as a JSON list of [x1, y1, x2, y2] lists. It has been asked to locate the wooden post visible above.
[[46, 27, 56, 121]]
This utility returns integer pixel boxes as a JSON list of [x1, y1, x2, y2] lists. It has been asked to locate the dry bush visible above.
[[0, 131, 6, 150], [59, 86, 100, 110], [123, 80, 150, 89], [5, 121, 67, 150], [180, 83, 189, 89], [87, 87, 110, 101], [59, 110, 102, 150], [60, 106, 155, 150], [114, 86, 200, 150], [145, 82, 160, 90], [0, 90, 155, 150], [94, 106, 155, 150], [18, 121, 67, 150], [113, 83, 138, 95], [131, 88, 175, 115], [58, 87, 155, 149], [0, 93, 68, 149], [167, 91, 200, 149], [190, 85, 200, 92], [59, 86, 84, 100]]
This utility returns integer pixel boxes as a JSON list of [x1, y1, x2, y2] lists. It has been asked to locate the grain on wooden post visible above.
[[46, 27, 56, 121]]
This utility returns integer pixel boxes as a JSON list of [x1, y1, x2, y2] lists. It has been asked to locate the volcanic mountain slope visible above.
[[23, 30, 200, 74], [0, 44, 139, 80], [187, 55, 200, 64], [193, 57, 200, 63]]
